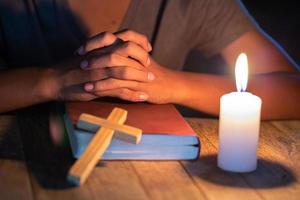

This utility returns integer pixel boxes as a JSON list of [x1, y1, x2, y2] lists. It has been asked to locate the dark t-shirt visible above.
[[0, 0, 255, 69]]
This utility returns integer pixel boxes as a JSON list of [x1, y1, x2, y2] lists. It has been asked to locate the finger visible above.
[[115, 41, 150, 67], [81, 53, 146, 71], [106, 66, 155, 82], [72, 68, 108, 83], [95, 88, 148, 102], [82, 62, 155, 82], [84, 78, 139, 92], [86, 68, 111, 82], [115, 29, 152, 52], [85, 42, 119, 58], [74, 92, 98, 101], [60, 81, 98, 101], [77, 32, 118, 55]]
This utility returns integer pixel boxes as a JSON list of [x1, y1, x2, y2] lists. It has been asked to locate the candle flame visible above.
[[235, 53, 248, 92]]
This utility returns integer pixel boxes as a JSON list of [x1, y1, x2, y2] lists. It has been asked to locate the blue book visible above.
[[63, 101, 200, 160]]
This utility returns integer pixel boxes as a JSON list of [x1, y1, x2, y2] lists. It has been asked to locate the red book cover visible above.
[[65, 100, 196, 136]]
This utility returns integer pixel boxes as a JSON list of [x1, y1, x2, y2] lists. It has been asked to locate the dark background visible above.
[[242, 0, 300, 65], [184, 1, 300, 74]]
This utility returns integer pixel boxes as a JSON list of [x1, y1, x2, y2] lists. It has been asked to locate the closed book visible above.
[[63, 100, 200, 160]]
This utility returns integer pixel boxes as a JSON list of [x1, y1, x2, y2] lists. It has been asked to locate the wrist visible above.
[[36, 68, 60, 102], [168, 70, 188, 105]]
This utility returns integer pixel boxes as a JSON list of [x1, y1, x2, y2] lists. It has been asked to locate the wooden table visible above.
[[1, 106, 300, 200]]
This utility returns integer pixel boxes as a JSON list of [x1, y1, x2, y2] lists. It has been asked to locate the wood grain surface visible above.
[[0, 107, 299, 200]]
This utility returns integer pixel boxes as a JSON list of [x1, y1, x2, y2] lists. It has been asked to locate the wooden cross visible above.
[[68, 107, 142, 186]]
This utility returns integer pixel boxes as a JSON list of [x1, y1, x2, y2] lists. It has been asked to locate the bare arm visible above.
[[173, 70, 300, 120], [0, 67, 56, 113], [0, 61, 100, 113]]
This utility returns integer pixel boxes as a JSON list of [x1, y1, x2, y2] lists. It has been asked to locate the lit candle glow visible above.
[[235, 53, 248, 92], [218, 53, 262, 172]]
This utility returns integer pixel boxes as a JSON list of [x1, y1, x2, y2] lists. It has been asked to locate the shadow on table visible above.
[[0, 115, 24, 161], [183, 154, 296, 188], [16, 103, 80, 189], [0, 103, 76, 189]]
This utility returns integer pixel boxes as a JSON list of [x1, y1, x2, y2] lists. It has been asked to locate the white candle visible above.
[[217, 53, 262, 172]]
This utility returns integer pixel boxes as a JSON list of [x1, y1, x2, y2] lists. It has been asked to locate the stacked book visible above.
[[63, 100, 200, 160]]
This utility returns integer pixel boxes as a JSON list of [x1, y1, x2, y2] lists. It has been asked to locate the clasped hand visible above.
[[54, 30, 179, 104]]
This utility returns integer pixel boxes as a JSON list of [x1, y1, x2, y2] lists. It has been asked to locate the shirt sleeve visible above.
[[190, 0, 256, 57]]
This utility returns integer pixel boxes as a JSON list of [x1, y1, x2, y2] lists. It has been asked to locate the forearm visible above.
[[0, 68, 57, 113], [174, 71, 300, 120]]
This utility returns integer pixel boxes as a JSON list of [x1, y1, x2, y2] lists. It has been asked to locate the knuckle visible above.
[[108, 68, 124, 79], [95, 80, 108, 91], [119, 88, 128, 97], [109, 68, 119, 78], [130, 93, 140, 102], [122, 41, 130, 48], [107, 78, 118, 88], [125, 29, 135, 36], [102, 32, 114, 41], [107, 53, 119, 64], [119, 88, 134, 101], [128, 91, 139, 102], [87, 70, 95, 80], [80, 93, 95, 101], [140, 34, 148, 43], [84, 41, 92, 50], [123, 41, 133, 53], [120, 68, 130, 79], [87, 57, 97, 68], [132, 81, 139, 89], [125, 30, 148, 44], [105, 68, 113, 77], [95, 91, 104, 97], [93, 69, 104, 80], [93, 81, 102, 91]]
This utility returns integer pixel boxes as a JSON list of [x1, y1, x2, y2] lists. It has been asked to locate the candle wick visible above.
[[238, 88, 246, 92]]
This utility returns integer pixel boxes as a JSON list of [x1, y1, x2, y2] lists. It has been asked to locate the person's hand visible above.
[[82, 57, 183, 104]]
